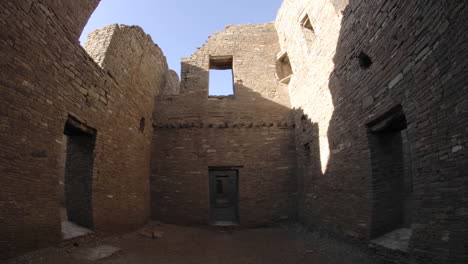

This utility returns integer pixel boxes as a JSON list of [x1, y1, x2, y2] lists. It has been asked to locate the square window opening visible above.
[[209, 56, 234, 97]]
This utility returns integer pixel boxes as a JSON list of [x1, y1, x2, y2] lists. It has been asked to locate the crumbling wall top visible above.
[[84, 24, 170, 98]]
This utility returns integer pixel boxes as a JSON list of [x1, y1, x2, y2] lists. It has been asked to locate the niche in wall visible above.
[[300, 13, 315, 44], [276, 51, 293, 84]]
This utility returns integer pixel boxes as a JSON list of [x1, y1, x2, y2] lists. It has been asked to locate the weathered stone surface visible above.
[[139, 230, 164, 239], [61, 220, 93, 240], [151, 23, 297, 226], [1, 1, 467, 263], [370, 228, 412, 252], [0, 1, 169, 259], [71, 244, 121, 261], [276, 0, 467, 263], [162, 70, 181, 95]]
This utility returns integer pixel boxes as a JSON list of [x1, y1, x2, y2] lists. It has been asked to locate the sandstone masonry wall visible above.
[[276, 0, 467, 263], [0, 1, 168, 258], [151, 23, 297, 226], [161, 70, 180, 95], [2, 0, 467, 262], [276, 0, 363, 237]]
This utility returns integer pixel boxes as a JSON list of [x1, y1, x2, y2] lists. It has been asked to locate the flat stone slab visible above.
[[370, 228, 412, 252], [61, 220, 93, 240], [72, 245, 121, 261], [139, 230, 164, 239]]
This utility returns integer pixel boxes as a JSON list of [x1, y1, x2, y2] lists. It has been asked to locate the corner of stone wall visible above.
[[161, 70, 181, 95], [84, 23, 170, 98], [83, 24, 119, 67]]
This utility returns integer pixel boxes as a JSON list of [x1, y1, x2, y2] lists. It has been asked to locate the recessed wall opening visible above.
[[358, 51, 373, 69], [209, 55, 234, 97], [303, 142, 311, 154], [276, 52, 293, 84], [61, 116, 96, 240], [303, 142, 311, 167], [367, 106, 413, 251], [209, 168, 239, 226], [139, 117, 146, 132], [300, 13, 315, 45], [300, 14, 314, 32]]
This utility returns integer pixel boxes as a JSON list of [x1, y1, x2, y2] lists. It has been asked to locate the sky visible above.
[[80, 0, 284, 95]]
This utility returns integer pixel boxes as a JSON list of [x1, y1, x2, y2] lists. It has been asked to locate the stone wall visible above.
[[2, 0, 467, 262], [161, 70, 180, 95], [0, 1, 168, 258], [276, 0, 467, 263], [151, 23, 297, 226]]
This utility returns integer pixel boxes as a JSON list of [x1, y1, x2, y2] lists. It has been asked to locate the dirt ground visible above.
[[5, 222, 384, 264]]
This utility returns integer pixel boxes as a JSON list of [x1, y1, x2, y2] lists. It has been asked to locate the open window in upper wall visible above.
[[276, 51, 293, 85], [209, 55, 234, 97]]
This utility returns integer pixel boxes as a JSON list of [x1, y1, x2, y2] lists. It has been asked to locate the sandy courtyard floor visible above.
[[5, 222, 384, 264]]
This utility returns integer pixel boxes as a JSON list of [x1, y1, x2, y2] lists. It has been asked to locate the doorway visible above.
[[367, 106, 413, 245], [209, 169, 239, 225], [61, 116, 96, 239]]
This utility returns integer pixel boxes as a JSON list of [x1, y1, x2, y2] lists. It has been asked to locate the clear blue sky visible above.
[[80, 0, 283, 95]]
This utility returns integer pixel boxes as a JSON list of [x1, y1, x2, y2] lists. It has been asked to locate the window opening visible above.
[[209, 56, 234, 96]]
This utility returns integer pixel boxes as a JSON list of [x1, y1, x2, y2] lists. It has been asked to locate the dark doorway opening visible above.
[[209, 168, 239, 226], [367, 106, 413, 251], [60, 116, 96, 239]]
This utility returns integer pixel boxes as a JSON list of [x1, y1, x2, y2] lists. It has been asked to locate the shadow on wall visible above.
[[0, 0, 168, 259], [295, 1, 467, 263], [151, 64, 297, 227], [154, 62, 293, 124]]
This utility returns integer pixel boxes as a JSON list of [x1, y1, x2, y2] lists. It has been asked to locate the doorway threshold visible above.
[[370, 228, 412, 252], [211, 221, 239, 227], [61, 220, 93, 240]]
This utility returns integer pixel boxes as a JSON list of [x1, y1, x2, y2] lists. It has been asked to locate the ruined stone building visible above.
[[1, 0, 467, 263]]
